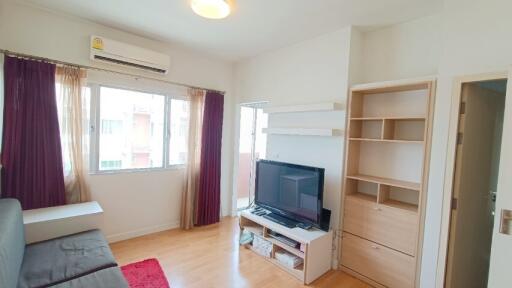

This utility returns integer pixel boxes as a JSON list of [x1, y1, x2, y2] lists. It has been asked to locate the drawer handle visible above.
[[371, 245, 379, 249]]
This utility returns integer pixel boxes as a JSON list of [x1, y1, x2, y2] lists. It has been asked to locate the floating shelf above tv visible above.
[[263, 102, 344, 114], [262, 127, 343, 137]]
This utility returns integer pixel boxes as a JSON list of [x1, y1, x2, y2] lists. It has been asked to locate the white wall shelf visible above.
[[263, 127, 343, 137], [263, 102, 344, 114]]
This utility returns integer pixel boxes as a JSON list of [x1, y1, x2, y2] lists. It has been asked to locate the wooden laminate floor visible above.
[[110, 217, 370, 288]]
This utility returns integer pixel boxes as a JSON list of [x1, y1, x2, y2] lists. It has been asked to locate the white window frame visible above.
[[87, 82, 189, 174]]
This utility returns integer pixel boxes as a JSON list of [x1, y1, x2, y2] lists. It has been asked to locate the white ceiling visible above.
[[21, 0, 443, 61]]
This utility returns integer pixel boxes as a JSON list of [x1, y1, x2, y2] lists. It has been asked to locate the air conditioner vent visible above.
[[90, 36, 170, 74], [93, 55, 167, 74]]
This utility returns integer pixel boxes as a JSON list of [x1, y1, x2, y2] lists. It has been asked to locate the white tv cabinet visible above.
[[239, 210, 333, 284]]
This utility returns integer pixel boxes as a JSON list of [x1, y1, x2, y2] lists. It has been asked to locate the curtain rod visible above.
[[0, 49, 226, 95]]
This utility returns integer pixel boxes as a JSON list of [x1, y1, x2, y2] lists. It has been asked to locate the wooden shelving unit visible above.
[[349, 138, 424, 144], [346, 174, 420, 191], [339, 78, 435, 288], [349, 116, 426, 143]]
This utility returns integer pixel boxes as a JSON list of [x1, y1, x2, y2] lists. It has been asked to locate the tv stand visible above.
[[239, 210, 332, 284]]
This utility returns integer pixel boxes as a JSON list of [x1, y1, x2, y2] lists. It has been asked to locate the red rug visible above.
[[121, 258, 170, 288]]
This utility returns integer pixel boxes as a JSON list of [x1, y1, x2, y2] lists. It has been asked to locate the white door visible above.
[[488, 69, 512, 288], [445, 82, 504, 288]]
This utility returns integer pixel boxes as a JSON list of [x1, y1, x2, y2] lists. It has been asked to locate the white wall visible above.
[[439, 0, 512, 76], [0, 1, 235, 242], [235, 27, 353, 105], [359, 14, 444, 287], [432, 1, 512, 287], [4, 0, 512, 285], [361, 13, 442, 83], [235, 26, 355, 266], [361, 2, 512, 287]]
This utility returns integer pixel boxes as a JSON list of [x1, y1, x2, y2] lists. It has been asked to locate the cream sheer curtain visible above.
[[181, 88, 205, 229], [56, 66, 90, 204]]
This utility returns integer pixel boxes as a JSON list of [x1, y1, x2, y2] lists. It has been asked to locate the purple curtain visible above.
[[1, 56, 66, 210], [196, 91, 224, 226]]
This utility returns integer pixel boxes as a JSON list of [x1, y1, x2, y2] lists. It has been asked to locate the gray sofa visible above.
[[0, 199, 129, 288]]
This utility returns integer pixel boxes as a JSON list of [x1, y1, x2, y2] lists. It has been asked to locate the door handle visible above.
[[500, 209, 512, 235]]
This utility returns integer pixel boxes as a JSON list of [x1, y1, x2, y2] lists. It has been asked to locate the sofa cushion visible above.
[[17, 229, 117, 288], [0, 199, 26, 288], [49, 267, 128, 288]]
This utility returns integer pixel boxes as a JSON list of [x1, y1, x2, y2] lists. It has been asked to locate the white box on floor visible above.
[[275, 250, 303, 268], [252, 234, 272, 258]]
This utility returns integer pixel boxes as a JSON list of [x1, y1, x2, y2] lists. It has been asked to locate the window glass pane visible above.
[[99, 87, 165, 170], [236, 106, 256, 209], [169, 98, 190, 166]]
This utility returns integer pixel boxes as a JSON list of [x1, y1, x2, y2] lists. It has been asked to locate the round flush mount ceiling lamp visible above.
[[191, 0, 231, 19]]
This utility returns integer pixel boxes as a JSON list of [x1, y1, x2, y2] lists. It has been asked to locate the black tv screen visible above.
[[255, 160, 324, 226]]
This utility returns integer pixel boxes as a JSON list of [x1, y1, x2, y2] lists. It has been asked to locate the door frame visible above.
[[435, 71, 508, 287], [230, 101, 268, 215]]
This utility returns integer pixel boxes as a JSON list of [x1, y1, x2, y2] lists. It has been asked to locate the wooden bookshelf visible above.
[[346, 191, 377, 203], [349, 138, 424, 144], [346, 174, 420, 191], [350, 116, 425, 121], [381, 199, 418, 213], [339, 78, 435, 288]]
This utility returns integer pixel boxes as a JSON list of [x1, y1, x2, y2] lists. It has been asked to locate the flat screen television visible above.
[[255, 160, 325, 227]]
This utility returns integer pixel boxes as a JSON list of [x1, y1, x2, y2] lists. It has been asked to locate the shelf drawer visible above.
[[343, 195, 418, 255], [341, 233, 415, 288]]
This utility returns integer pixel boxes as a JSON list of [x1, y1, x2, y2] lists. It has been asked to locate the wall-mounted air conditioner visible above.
[[90, 35, 170, 74]]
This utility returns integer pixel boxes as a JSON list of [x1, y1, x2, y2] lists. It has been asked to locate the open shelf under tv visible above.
[[239, 210, 333, 284]]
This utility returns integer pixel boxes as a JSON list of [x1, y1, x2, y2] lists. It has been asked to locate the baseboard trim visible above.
[[106, 221, 180, 243]]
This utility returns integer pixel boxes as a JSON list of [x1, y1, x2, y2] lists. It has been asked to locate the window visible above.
[[87, 85, 190, 173], [98, 87, 165, 171], [169, 99, 190, 166], [100, 160, 122, 170], [56, 76, 192, 174], [101, 120, 123, 135]]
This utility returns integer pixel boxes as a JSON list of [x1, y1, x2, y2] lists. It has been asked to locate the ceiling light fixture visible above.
[[191, 0, 231, 19]]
